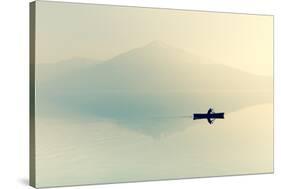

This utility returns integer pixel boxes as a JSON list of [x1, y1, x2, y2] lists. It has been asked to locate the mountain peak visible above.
[[145, 40, 171, 49]]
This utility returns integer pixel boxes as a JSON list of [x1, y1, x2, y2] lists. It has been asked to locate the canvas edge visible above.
[[30, 1, 36, 188]]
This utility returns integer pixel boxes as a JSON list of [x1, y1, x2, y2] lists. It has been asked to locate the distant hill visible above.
[[37, 58, 100, 84]]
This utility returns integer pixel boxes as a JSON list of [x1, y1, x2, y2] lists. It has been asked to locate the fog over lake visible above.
[[36, 42, 272, 135], [34, 42, 273, 187]]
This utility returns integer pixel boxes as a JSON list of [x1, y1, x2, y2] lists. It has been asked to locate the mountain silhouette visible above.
[[36, 41, 273, 134], [38, 41, 271, 93]]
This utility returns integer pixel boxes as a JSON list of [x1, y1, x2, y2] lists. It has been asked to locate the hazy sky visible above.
[[36, 1, 273, 76]]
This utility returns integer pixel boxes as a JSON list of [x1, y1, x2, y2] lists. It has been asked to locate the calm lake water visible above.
[[35, 92, 273, 187]]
